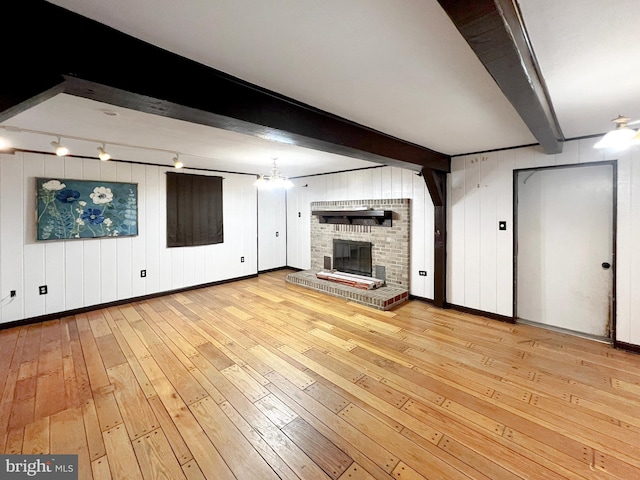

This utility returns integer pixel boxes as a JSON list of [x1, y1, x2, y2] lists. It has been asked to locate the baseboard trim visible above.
[[614, 340, 640, 355], [259, 266, 300, 274], [408, 294, 434, 304], [0, 273, 258, 331], [446, 303, 515, 324]]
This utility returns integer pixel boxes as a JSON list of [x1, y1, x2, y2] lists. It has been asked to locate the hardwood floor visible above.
[[2, 269, 640, 479]]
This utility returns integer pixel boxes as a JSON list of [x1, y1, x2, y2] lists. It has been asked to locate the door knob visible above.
[[602, 262, 611, 269]]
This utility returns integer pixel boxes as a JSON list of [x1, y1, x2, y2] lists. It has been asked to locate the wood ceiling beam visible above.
[[437, 0, 564, 154], [2, 1, 450, 173]]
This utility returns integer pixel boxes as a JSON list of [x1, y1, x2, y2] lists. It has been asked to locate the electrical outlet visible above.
[[298, 212, 301, 218], [275, 231, 279, 237], [39, 285, 48, 295], [240, 256, 245, 263], [140, 269, 146, 278], [418, 270, 427, 277], [10, 290, 16, 298]]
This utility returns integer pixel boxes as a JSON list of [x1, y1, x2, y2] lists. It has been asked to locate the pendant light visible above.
[[254, 158, 294, 189], [594, 115, 638, 150]]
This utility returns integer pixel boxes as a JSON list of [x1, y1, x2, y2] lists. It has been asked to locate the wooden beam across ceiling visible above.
[[2, 1, 450, 173], [437, 0, 564, 154]]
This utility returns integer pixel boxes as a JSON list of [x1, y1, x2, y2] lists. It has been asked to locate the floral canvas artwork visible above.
[[37, 178, 138, 240]]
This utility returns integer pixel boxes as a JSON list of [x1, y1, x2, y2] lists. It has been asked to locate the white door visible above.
[[516, 164, 614, 337]]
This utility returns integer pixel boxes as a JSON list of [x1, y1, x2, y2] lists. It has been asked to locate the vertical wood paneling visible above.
[[144, 165, 160, 293], [554, 139, 579, 165], [347, 170, 364, 200], [1, 154, 25, 322], [63, 156, 85, 310], [381, 168, 393, 199], [23, 153, 46, 319], [448, 157, 466, 306], [627, 150, 640, 343], [390, 167, 403, 198], [131, 164, 147, 297], [578, 137, 605, 164], [448, 138, 640, 346], [99, 161, 118, 303], [182, 247, 195, 287], [157, 170, 172, 292], [193, 246, 206, 286], [258, 188, 286, 271], [82, 159, 103, 307], [495, 150, 515, 317], [479, 153, 497, 313], [370, 167, 382, 199], [463, 156, 481, 309], [615, 150, 632, 342], [44, 156, 66, 314], [360, 169, 373, 199], [410, 174, 427, 297], [1, 153, 258, 325], [116, 163, 133, 300]]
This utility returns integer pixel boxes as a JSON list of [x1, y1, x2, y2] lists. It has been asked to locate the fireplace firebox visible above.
[[333, 239, 372, 277]]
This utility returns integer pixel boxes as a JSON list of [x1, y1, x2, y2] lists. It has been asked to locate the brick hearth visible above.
[[285, 270, 409, 311]]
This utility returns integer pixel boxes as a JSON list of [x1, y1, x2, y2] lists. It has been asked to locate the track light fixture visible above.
[[97, 143, 111, 161], [173, 154, 184, 169], [254, 158, 293, 189], [50, 137, 68, 156]]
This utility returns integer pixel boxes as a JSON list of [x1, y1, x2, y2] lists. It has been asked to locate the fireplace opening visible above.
[[333, 239, 372, 277]]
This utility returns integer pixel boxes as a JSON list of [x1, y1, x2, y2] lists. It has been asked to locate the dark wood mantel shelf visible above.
[[312, 209, 393, 227]]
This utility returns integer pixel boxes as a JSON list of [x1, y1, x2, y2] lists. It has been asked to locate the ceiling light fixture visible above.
[[97, 143, 111, 161], [173, 154, 184, 169], [253, 158, 294, 189], [594, 115, 638, 150], [50, 137, 69, 156]]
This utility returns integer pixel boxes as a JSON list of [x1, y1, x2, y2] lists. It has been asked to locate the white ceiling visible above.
[[2, 0, 640, 176]]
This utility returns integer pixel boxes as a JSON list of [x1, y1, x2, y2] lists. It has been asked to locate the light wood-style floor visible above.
[[2, 270, 640, 479]]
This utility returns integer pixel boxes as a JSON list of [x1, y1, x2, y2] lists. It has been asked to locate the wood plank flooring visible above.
[[2, 269, 640, 479]]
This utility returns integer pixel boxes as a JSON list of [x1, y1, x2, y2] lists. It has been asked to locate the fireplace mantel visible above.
[[311, 209, 392, 226]]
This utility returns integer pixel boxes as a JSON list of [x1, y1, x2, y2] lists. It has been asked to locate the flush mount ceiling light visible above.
[[173, 154, 184, 169], [594, 115, 640, 150], [254, 158, 294, 189], [97, 143, 111, 161], [50, 137, 69, 156]]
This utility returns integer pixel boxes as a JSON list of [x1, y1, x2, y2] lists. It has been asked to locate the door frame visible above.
[[512, 160, 617, 342]]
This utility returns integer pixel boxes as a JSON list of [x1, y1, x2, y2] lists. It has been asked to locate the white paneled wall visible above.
[[0, 152, 258, 325], [448, 138, 640, 346], [258, 188, 287, 271], [286, 166, 435, 299]]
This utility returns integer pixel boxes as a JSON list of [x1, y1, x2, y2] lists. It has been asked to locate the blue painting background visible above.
[[37, 178, 138, 240]]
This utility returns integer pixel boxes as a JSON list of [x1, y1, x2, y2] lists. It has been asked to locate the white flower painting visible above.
[[37, 178, 138, 241]]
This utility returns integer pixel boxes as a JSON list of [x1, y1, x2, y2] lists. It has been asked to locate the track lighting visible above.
[[51, 137, 68, 156], [173, 154, 184, 169], [97, 144, 111, 161]]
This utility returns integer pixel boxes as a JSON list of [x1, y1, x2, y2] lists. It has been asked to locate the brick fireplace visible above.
[[286, 198, 410, 310], [310, 198, 410, 288]]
